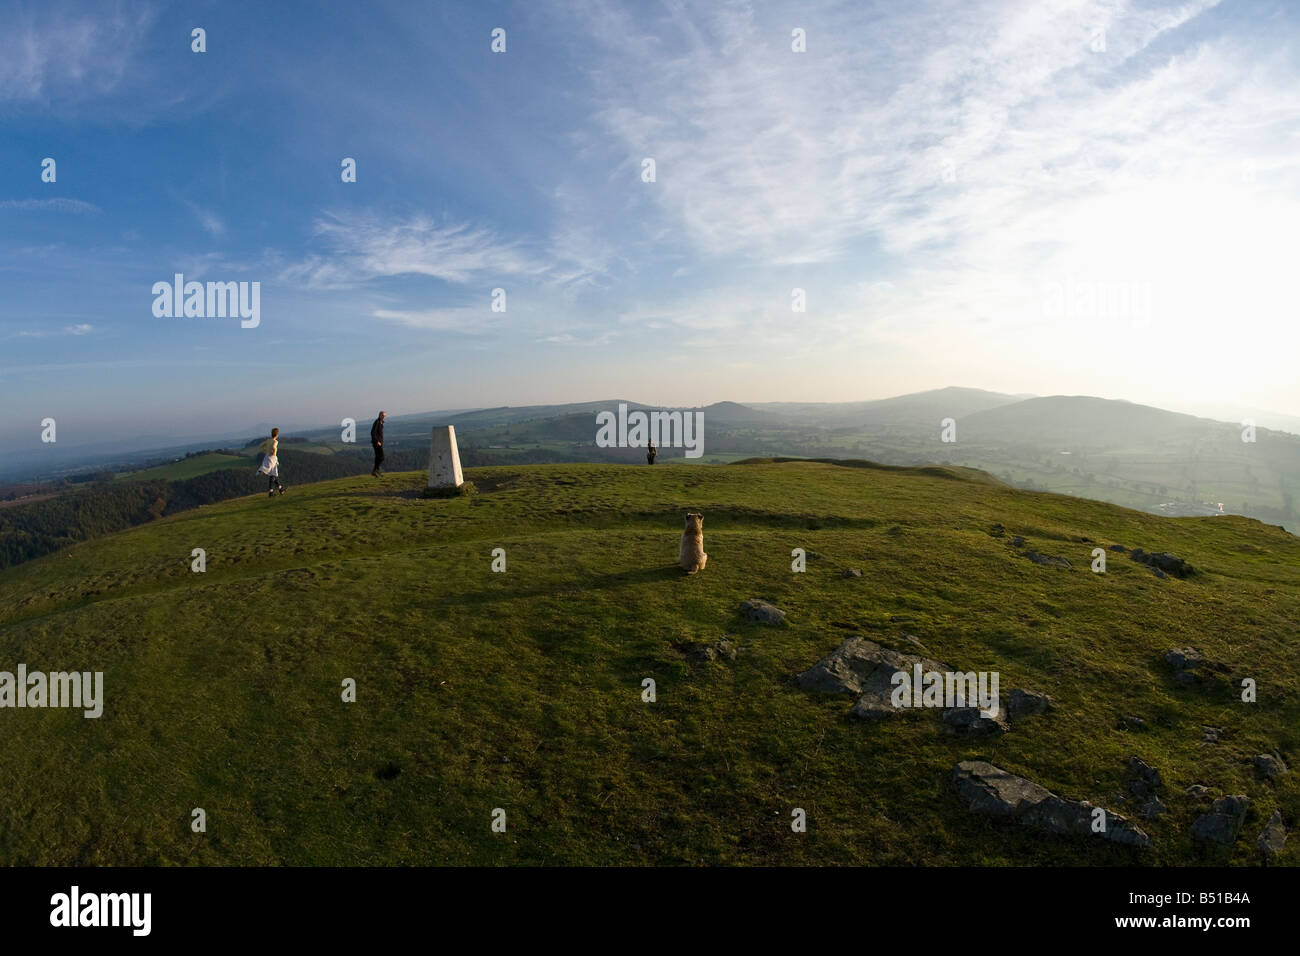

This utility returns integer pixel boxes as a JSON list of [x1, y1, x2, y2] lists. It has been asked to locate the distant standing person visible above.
[[257, 428, 285, 497], [371, 411, 386, 477], [646, 441, 657, 465]]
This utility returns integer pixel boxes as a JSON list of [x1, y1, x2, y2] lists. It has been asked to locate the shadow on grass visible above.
[[315, 486, 469, 504], [424, 563, 688, 612], [590, 564, 685, 586]]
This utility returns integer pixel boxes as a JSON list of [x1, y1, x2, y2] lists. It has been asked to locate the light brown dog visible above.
[[679, 513, 708, 574]]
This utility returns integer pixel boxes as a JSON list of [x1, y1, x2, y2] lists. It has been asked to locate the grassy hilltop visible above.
[[0, 460, 1297, 866]]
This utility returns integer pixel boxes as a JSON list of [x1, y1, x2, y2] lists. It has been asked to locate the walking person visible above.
[[257, 427, 285, 497], [371, 411, 386, 477], [646, 440, 657, 465]]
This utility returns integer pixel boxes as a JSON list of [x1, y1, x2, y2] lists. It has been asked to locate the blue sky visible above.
[[2, 0, 1299, 452]]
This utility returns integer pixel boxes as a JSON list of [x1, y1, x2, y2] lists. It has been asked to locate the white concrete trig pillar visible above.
[[428, 425, 465, 489]]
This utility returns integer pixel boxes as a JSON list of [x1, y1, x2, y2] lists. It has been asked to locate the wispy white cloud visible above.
[[0, 5, 155, 103], [282, 212, 552, 289], [5, 0, 1297, 423], [573, 0, 1237, 267], [0, 198, 101, 214], [183, 200, 226, 237], [14, 323, 95, 338], [553, 0, 1300, 412], [371, 305, 499, 332]]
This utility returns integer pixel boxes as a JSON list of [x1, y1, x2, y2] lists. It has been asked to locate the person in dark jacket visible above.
[[646, 441, 657, 465], [370, 411, 386, 477]]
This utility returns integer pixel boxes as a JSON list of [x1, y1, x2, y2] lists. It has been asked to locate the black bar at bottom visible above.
[[0, 866, 1284, 943]]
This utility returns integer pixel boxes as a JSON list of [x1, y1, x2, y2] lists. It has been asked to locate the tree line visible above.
[[0, 440, 639, 572], [0, 449, 372, 570]]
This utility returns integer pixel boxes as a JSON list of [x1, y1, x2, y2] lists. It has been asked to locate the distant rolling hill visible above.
[[950, 396, 1300, 531], [958, 395, 1231, 445], [752, 386, 1027, 426], [394, 399, 780, 435], [1, 460, 1296, 864], [694, 400, 780, 425], [357, 390, 1300, 532], [8, 389, 1296, 565], [401, 400, 653, 433]]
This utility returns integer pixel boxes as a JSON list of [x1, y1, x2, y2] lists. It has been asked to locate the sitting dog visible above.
[[679, 513, 708, 574]]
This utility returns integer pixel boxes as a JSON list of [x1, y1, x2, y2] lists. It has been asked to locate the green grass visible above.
[[280, 442, 341, 455], [1, 461, 1297, 865], [117, 452, 250, 481]]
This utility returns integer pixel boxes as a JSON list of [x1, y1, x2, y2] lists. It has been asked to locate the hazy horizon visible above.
[[3, 0, 1299, 450], [6, 385, 1300, 465]]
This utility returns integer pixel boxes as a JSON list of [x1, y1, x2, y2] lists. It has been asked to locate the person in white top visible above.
[[257, 428, 285, 497]]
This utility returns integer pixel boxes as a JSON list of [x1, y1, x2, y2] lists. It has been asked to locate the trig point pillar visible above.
[[428, 425, 464, 490]]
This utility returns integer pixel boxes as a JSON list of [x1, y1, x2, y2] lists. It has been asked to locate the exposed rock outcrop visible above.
[[1006, 688, 1053, 721], [1257, 811, 1287, 856], [740, 599, 787, 626], [796, 636, 950, 720], [951, 760, 1151, 847], [1024, 550, 1071, 568], [941, 707, 1009, 735], [1192, 794, 1250, 845], [1164, 647, 1230, 690], [1254, 752, 1289, 779], [1130, 548, 1194, 578], [693, 636, 738, 662]]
